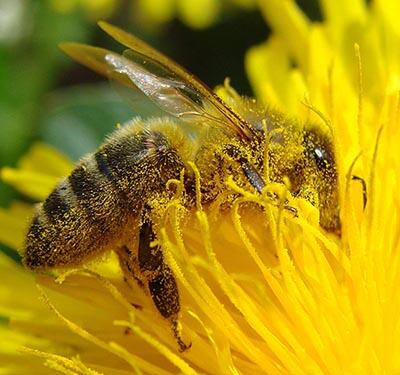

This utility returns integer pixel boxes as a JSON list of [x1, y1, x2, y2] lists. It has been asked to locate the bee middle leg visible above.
[[118, 245, 145, 289], [139, 216, 191, 352], [118, 216, 191, 352]]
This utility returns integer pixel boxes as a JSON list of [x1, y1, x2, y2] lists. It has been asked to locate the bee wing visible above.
[[59, 22, 254, 140]]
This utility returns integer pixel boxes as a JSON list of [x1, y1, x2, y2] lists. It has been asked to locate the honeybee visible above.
[[24, 22, 340, 351]]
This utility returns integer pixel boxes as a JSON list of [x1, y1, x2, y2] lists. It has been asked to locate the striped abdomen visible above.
[[23, 125, 185, 270], [23, 154, 130, 269]]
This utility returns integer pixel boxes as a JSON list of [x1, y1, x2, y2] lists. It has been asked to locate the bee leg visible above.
[[265, 191, 298, 216], [115, 245, 144, 310], [283, 203, 298, 217], [117, 245, 145, 289], [351, 175, 368, 209], [138, 216, 191, 352]]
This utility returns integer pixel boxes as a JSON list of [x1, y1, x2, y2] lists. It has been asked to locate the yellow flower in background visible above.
[[48, 0, 256, 28], [132, 0, 255, 29], [1, 1, 400, 374]]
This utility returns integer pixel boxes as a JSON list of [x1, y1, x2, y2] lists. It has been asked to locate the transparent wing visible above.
[[59, 22, 254, 140]]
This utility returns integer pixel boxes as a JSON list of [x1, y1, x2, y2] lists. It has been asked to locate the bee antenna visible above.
[[224, 144, 265, 194]]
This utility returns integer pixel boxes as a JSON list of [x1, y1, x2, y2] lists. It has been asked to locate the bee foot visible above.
[[130, 302, 143, 310], [124, 327, 133, 335], [171, 319, 191, 352], [284, 204, 298, 218]]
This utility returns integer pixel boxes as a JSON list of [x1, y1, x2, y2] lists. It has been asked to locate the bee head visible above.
[[259, 122, 341, 235], [301, 127, 341, 234], [228, 97, 341, 235]]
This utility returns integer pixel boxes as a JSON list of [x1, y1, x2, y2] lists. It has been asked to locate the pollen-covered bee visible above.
[[23, 22, 340, 351]]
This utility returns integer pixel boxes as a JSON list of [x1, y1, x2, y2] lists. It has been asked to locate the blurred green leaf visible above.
[[39, 83, 162, 160], [0, 1, 95, 205]]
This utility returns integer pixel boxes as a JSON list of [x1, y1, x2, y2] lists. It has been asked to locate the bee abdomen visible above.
[[42, 191, 68, 222], [68, 161, 106, 219], [24, 155, 127, 270], [94, 150, 114, 182], [24, 214, 52, 269], [24, 124, 187, 271]]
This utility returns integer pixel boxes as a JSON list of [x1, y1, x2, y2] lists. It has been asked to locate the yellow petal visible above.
[[0, 202, 33, 251], [1, 168, 59, 201], [177, 0, 220, 29], [18, 143, 72, 178], [257, 0, 310, 69]]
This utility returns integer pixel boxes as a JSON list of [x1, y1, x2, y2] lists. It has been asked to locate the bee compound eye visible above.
[[304, 130, 335, 171], [312, 146, 330, 170]]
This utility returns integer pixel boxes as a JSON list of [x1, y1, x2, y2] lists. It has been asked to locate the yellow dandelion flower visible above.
[[132, 0, 256, 29], [1, 1, 400, 374], [47, 0, 256, 28]]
